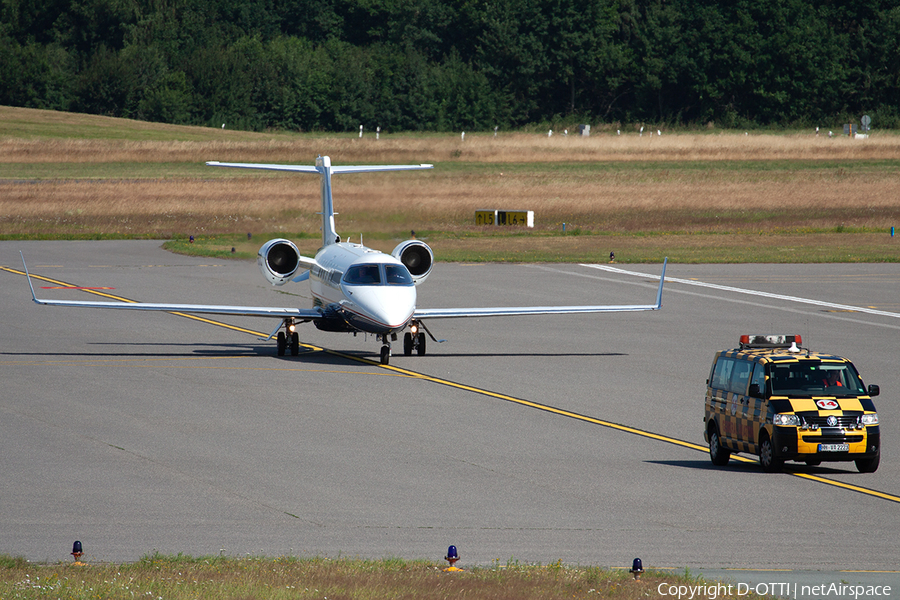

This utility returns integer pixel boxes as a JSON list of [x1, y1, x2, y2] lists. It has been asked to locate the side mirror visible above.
[[868, 384, 880, 397], [748, 383, 761, 398]]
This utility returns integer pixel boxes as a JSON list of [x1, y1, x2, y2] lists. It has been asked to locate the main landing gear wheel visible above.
[[403, 327, 428, 357], [290, 331, 300, 356], [417, 332, 426, 356], [403, 332, 413, 356], [276, 320, 300, 357]]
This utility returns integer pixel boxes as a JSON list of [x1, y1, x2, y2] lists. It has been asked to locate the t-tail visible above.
[[206, 156, 433, 248], [317, 155, 339, 247]]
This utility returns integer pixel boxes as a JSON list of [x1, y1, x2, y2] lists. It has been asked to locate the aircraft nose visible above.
[[349, 285, 416, 330], [376, 287, 416, 329]]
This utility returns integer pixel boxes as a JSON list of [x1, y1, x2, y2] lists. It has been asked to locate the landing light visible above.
[[410, 323, 418, 334]]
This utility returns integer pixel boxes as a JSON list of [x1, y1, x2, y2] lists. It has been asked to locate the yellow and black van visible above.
[[704, 335, 881, 473]]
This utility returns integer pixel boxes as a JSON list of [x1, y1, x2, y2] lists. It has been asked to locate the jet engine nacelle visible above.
[[392, 239, 433, 285], [258, 238, 301, 286]]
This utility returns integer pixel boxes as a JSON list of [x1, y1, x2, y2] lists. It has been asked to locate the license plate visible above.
[[819, 444, 849, 452]]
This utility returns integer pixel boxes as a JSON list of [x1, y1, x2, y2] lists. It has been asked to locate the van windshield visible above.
[[769, 362, 866, 397]]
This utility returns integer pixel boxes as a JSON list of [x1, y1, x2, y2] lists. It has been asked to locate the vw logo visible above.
[[826, 415, 838, 427]]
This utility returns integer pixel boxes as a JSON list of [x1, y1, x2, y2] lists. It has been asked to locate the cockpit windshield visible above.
[[343, 264, 381, 285], [343, 263, 413, 286], [384, 264, 413, 286], [769, 362, 866, 397]]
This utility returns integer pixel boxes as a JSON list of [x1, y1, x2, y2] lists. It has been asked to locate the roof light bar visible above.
[[739, 334, 802, 350]]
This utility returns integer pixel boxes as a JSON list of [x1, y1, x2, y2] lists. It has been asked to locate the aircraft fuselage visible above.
[[310, 242, 416, 335]]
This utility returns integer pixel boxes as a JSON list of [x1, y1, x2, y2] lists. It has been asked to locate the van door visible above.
[[709, 357, 737, 446], [746, 361, 767, 453], [727, 359, 754, 448]]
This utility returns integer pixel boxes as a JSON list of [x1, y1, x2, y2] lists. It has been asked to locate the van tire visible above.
[[708, 426, 731, 466], [856, 454, 880, 473], [759, 434, 783, 473]]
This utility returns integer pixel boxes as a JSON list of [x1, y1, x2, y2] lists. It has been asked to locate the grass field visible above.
[[2, 105, 900, 262], [0, 553, 775, 600]]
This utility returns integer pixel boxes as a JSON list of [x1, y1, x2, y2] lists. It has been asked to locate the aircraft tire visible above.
[[276, 331, 286, 357], [403, 332, 413, 355], [417, 332, 426, 356]]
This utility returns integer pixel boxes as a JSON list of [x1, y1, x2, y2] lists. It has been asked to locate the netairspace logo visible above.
[[657, 582, 893, 600]]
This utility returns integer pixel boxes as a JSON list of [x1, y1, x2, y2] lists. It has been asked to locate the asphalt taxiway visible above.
[[2, 241, 899, 591]]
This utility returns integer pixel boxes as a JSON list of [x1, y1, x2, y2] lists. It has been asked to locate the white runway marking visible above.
[[581, 263, 900, 320]]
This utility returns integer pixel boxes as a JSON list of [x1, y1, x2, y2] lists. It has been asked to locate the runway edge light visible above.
[[443, 545, 463, 572], [71, 540, 84, 565], [629, 557, 643, 580]]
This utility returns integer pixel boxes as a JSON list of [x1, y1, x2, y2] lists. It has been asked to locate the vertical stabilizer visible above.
[[317, 156, 339, 246]]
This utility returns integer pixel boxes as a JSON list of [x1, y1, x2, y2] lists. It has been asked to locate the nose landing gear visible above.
[[378, 333, 392, 365]]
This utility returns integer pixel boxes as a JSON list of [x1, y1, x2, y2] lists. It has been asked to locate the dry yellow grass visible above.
[[2, 166, 898, 237], [4, 130, 900, 164], [1, 107, 899, 251]]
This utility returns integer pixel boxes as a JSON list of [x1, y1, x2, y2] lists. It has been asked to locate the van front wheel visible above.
[[708, 427, 731, 466], [856, 454, 880, 473], [759, 434, 784, 473]]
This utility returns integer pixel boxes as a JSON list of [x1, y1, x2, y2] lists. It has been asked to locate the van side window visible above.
[[711, 358, 735, 390], [750, 362, 766, 396], [727, 359, 754, 394]]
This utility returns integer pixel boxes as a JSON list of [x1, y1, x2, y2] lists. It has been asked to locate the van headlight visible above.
[[860, 413, 879, 426], [773, 413, 801, 426]]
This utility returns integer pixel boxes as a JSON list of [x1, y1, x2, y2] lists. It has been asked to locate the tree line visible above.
[[2, 0, 899, 132]]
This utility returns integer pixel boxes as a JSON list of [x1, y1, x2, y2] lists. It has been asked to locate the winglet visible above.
[[20, 251, 40, 304], [655, 257, 668, 309]]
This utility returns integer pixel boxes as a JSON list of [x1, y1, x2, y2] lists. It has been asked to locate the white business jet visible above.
[[23, 155, 666, 365]]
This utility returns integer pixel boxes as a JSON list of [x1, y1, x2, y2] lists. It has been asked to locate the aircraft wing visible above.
[[21, 253, 322, 320], [414, 259, 666, 319], [29, 297, 324, 319]]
